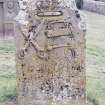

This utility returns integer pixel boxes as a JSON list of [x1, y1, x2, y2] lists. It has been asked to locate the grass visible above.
[[0, 40, 16, 105], [0, 40, 15, 53], [85, 11, 105, 105], [0, 11, 105, 105]]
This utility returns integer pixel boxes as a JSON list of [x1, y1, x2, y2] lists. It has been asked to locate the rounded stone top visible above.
[[26, 0, 77, 11], [15, 0, 77, 24], [16, 0, 86, 32]]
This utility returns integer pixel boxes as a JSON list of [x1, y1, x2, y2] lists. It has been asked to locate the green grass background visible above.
[[0, 11, 105, 105], [0, 40, 16, 105], [86, 11, 105, 105]]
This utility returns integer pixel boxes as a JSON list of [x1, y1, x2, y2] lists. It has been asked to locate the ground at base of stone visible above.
[[5, 99, 17, 105], [5, 100, 94, 105]]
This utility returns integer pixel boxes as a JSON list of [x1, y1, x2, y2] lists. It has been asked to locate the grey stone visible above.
[[15, 0, 86, 105]]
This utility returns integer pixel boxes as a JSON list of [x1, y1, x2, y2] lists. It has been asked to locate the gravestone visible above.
[[83, 0, 105, 15], [15, 0, 86, 105], [0, 0, 19, 38]]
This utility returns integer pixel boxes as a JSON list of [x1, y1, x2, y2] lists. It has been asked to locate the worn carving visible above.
[[15, 0, 86, 105], [4, 0, 19, 18]]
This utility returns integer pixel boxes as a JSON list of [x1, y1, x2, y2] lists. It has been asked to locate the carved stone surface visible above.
[[15, 0, 86, 105]]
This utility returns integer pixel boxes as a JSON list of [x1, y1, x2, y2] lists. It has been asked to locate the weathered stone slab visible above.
[[98, 0, 105, 2], [15, 0, 86, 105], [0, 0, 19, 38], [83, 0, 105, 15]]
